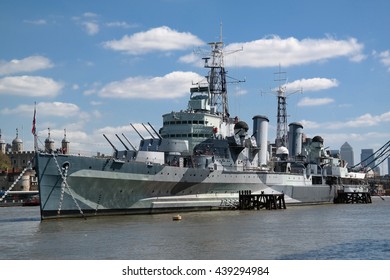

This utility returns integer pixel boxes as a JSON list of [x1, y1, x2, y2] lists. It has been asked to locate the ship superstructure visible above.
[[159, 40, 236, 153]]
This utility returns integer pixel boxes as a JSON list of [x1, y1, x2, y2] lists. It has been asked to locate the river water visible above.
[[0, 196, 389, 260]]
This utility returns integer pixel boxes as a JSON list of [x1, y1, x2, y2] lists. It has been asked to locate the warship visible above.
[[35, 37, 368, 219]]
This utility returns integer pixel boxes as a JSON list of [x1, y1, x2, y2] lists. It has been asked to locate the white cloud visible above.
[[297, 97, 334, 106], [377, 50, 390, 71], [103, 26, 205, 54], [0, 56, 53, 75], [96, 124, 135, 135], [303, 131, 390, 150], [83, 12, 98, 18], [91, 110, 102, 119], [220, 35, 365, 68], [83, 88, 97, 95], [285, 78, 339, 92], [90, 101, 102, 106], [233, 87, 247, 96], [1, 102, 80, 117], [343, 112, 390, 128], [299, 120, 320, 129], [73, 12, 100, 35], [0, 76, 63, 97], [106, 21, 136, 28], [48, 129, 89, 142], [300, 111, 390, 130], [179, 52, 204, 67], [37, 128, 91, 153], [82, 81, 101, 95], [37, 102, 81, 117], [23, 19, 47, 25], [83, 21, 99, 35], [99, 71, 204, 99]]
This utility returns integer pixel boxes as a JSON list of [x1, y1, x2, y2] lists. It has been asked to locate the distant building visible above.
[[0, 129, 37, 192], [340, 142, 354, 167], [361, 149, 375, 169], [0, 129, 5, 154], [329, 149, 339, 158], [61, 129, 70, 154], [1, 127, 71, 192], [12, 128, 23, 153], [361, 148, 380, 175], [388, 158, 390, 175], [44, 128, 55, 153]]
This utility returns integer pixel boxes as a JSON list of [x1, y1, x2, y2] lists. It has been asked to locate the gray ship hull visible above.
[[36, 153, 335, 219]]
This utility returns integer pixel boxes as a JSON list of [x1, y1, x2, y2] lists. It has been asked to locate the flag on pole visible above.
[[32, 102, 36, 136]]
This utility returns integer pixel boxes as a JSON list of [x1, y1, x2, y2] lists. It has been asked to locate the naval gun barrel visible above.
[[148, 122, 162, 140], [115, 134, 130, 151], [130, 123, 144, 140], [103, 134, 118, 153], [121, 133, 137, 151], [142, 123, 156, 139]]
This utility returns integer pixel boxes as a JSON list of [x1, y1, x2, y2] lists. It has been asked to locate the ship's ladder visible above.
[[52, 153, 86, 219]]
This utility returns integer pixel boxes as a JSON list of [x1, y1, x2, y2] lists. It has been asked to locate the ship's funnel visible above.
[[288, 122, 303, 157], [252, 115, 269, 165]]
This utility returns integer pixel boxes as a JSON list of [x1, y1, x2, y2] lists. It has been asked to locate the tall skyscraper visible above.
[[387, 158, 390, 175], [340, 142, 354, 166], [361, 149, 375, 170]]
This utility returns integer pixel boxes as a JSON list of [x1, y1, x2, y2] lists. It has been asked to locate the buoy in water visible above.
[[172, 215, 182, 221]]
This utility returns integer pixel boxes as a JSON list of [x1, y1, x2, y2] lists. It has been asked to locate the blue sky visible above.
[[0, 0, 389, 174]]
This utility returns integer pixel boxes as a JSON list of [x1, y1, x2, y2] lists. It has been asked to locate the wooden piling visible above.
[[238, 190, 286, 210], [334, 191, 372, 204]]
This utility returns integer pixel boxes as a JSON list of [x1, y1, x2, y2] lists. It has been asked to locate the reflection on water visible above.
[[1, 197, 389, 260]]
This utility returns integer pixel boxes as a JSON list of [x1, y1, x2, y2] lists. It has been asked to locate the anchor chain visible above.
[[57, 164, 68, 214], [52, 153, 86, 219], [0, 160, 32, 202]]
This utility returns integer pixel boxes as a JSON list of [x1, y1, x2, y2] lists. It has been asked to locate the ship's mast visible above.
[[197, 24, 243, 122], [274, 68, 288, 148], [273, 67, 302, 148], [204, 40, 229, 121]]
